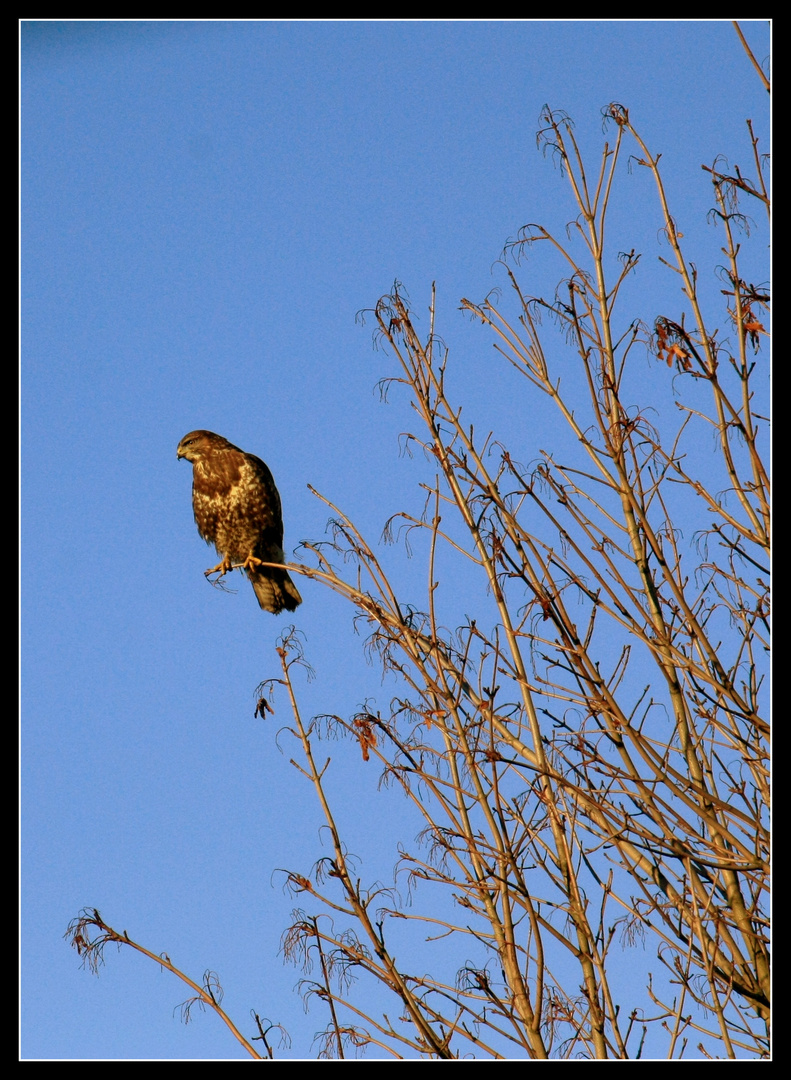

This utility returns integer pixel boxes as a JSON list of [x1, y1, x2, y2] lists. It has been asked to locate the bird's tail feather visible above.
[[249, 567, 302, 614]]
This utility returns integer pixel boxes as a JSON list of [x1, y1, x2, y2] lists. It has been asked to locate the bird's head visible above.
[[177, 430, 227, 463]]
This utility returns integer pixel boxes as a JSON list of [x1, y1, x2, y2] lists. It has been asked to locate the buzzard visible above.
[[177, 430, 302, 614]]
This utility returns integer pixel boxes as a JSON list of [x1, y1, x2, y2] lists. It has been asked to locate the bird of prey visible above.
[[177, 430, 302, 614]]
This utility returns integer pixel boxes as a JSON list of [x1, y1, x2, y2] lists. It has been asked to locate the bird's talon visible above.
[[205, 557, 233, 578]]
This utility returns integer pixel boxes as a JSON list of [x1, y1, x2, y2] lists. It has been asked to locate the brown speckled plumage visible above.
[[177, 430, 302, 614]]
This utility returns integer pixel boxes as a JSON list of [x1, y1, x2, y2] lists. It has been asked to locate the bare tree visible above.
[[67, 45, 769, 1062]]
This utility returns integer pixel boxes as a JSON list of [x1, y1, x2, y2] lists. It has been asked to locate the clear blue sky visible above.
[[22, 19, 770, 1060]]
